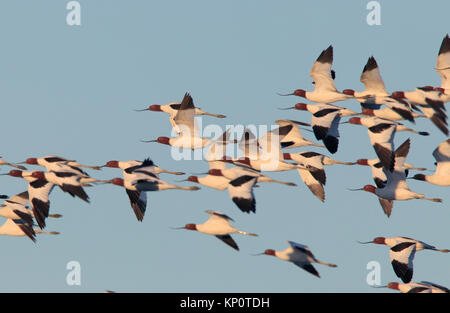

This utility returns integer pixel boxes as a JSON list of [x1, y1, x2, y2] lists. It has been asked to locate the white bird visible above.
[[347, 116, 398, 172], [107, 159, 199, 221], [360, 106, 426, 122], [352, 139, 442, 216], [356, 158, 395, 217], [274, 119, 324, 149], [354, 142, 428, 217], [1, 170, 56, 229], [207, 167, 258, 214], [356, 158, 426, 189], [412, 139, 450, 186], [101, 159, 184, 177], [383, 281, 449, 293], [392, 88, 448, 135], [135, 96, 226, 132], [21, 155, 107, 189], [342, 56, 416, 122], [435, 34, 450, 101], [279, 46, 353, 103], [143, 93, 232, 149], [0, 191, 62, 227], [343, 56, 389, 101], [27, 170, 93, 203], [281, 102, 357, 154], [284, 151, 355, 202], [0, 218, 59, 242], [185, 161, 230, 191], [206, 166, 296, 213], [228, 125, 308, 171], [174, 210, 257, 251], [22, 155, 101, 172], [257, 241, 337, 278], [359, 236, 449, 283]]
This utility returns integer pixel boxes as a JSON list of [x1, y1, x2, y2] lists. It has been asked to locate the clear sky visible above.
[[0, 0, 448, 292]]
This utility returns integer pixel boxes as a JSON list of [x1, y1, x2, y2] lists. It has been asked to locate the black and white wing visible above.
[[125, 189, 147, 222], [227, 175, 258, 213], [28, 179, 55, 229], [309, 45, 337, 92], [389, 241, 416, 283], [360, 56, 387, 94]]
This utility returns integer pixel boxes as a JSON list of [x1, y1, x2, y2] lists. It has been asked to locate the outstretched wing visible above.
[[389, 242, 416, 283], [360, 56, 387, 94], [310, 45, 337, 92], [228, 175, 257, 213], [125, 189, 147, 222], [216, 234, 239, 251], [28, 180, 55, 229]]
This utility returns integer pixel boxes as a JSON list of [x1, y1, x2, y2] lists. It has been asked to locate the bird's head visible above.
[[135, 104, 162, 112], [342, 89, 355, 96], [386, 282, 400, 290], [412, 174, 426, 181], [347, 117, 362, 125], [184, 224, 197, 231], [207, 169, 223, 176], [25, 158, 38, 165], [148, 105, 162, 112], [3, 170, 23, 178], [391, 91, 405, 99], [356, 159, 369, 166], [109, 178, 124, 187], [361, 108, 375, 116], [283, 153, 292, 160], [372, 237, 386, 245], [363, 185, 377, 194], [186, 176, 199, 183], [156, 137, 171, 145], [292, 89, 306, 98], [31, 171, 46, 180], [263, 249, 276, 256], [294, 103, 308, 111], [103, 160, 119, 168]]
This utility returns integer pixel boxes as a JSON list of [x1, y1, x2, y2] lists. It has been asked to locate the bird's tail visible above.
[[70, 162, 102, 171], [237, 230, 258, 237], [266, 178, 297, 187], [434, 248, 450, 253], [177, 186, 201, 191], [203, 112, 226, 118], [158, 168, 185, 175], [83, 178, 110, 184], [317, 260, 338, 268], [48, 214, 63, 219], [333, 160, 357, 165], [399, 126, 430, 136], [423, 197, 443, 203], [34, 229, 60, 235], [408, 166, 427, 171]]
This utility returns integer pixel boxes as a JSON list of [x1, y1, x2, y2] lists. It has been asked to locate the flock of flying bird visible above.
[[1, 34, 450, 293]]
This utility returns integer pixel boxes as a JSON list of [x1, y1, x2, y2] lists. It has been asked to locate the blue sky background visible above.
[[0, 0, 448, 292]]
